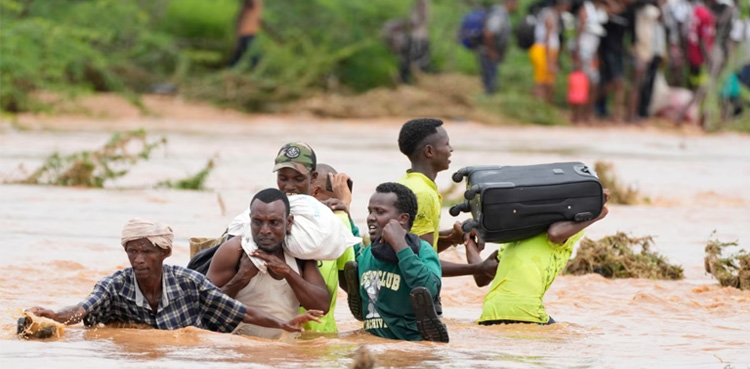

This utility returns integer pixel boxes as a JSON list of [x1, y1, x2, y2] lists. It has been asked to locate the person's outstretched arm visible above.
[[242, 308, 323, 333], [548, 191, 610, 244], [207, 237, 257, 298], [26, 305, 87, 325]]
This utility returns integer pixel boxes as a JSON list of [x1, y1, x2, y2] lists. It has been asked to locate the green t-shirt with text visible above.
[[354, 238, 442, 341]]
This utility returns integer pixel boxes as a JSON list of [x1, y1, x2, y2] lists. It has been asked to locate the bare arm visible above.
[[290, 260, 331, 313], [547, 206, 609, 244], [221, 252, 258, 298], [206, 237, 256, 298], [464, 238, 498, 287], [27, 305, 87, 325], [440, 260, 482, 277], [242, 307, 323, 333]]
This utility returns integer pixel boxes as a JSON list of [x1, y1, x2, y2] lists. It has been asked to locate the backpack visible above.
[[458, 9, 487, 50], [516, 1, 546, 49]]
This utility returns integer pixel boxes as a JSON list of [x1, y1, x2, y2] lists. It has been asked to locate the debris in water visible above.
[[17, 311, 64, 339], [350, 345, 375, 369], [18, 129, 166, 187], [157, 158, 215, 190], [704, 233, 750, 290], [565, 232, 684, 280], [593, 161, 641, 205]]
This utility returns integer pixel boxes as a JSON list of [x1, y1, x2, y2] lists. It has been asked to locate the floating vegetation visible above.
[[19, 129, 166, 187], [158, 159, 215, 190], [593, 161, 641, 205], [704, 233, 750, 290], [565, 232, 684, 280]]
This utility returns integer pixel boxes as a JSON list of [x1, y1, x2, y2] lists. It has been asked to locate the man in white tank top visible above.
[[207, 189, 330, 339]]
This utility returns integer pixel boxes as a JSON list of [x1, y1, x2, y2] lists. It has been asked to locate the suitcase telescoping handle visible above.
[[464, 182, 515, 200], [451, 166, 504, 183]]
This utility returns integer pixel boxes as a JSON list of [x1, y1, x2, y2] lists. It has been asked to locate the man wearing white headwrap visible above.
[[26, 218, 323, 333], [120, 218, 174, 250]]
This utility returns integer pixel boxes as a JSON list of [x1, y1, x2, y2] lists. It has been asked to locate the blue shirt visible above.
[[81, 265, 246, 333]]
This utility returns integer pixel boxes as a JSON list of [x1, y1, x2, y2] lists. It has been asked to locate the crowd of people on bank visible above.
[[26, 118, 609, 343], [225, 0, 748, 127], [390, 0, 750, 126]]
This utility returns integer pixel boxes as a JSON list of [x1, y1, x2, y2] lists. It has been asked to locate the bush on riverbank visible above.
[[1, 0, 570, 125]]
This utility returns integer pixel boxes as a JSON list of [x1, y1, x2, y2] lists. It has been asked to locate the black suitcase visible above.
[[449, 162, 604, 243]]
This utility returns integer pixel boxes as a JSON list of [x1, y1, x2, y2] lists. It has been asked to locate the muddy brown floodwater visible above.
[[1, 96, 749, 368]]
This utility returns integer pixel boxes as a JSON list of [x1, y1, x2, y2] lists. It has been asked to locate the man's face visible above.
[[366, 192, 407, 241], [276, 167, 313, 195], [428, 126, 453, 172], [250, 199, 290, 253], [125, 238, 169, 281]]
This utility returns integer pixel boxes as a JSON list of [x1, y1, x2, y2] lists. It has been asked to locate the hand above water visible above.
[[282, 310, 324, 332], [27, 306, 55, 320]]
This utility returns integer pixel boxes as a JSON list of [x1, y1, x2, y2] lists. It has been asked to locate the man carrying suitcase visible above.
[[465, 192, 609, 325], [396, 118, 499, 280]]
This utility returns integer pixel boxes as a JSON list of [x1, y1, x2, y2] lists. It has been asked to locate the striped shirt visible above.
[[81, 265, 246, 332]]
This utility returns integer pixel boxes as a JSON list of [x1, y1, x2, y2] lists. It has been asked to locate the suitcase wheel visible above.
[[449, 202, 471, 216]]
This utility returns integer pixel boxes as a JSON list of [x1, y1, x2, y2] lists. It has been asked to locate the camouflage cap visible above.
[[273, 142, 316, 175]]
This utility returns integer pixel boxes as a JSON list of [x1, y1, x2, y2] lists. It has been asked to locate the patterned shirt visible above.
[[81, 265, 246, 332]]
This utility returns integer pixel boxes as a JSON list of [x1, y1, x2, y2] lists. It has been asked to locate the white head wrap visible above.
[[120, 218, 174, 250]]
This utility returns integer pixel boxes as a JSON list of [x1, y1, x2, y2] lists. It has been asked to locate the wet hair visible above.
[[398, 118, 444, 158], [251, 188, 290, 216], [375, 182, 418, 229]]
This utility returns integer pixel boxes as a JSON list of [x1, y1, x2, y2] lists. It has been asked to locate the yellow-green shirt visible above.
[[301, 211, 355, 333], [479, 231, 584, 324], [398, 171, 442, 251]]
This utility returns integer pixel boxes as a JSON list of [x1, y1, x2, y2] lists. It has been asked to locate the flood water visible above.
[[1, 100, 749, 368]]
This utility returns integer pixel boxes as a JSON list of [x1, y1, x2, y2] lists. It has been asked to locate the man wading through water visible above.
[[220, 143, 356, 334], [345, 118, 498, 318], [26, 218, 322, 333], [208, 189, 331, 339], [347, 182, 447, 342]]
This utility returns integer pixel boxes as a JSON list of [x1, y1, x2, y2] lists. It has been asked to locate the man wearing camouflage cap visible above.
[[273, 142, 318, 195], [273, 142, 357, 334]]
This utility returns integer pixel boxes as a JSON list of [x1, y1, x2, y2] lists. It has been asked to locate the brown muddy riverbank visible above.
[[1, 96, 749, 368]]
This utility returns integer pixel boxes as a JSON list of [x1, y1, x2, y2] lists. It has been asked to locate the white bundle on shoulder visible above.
[[231, 194, 361, 273]]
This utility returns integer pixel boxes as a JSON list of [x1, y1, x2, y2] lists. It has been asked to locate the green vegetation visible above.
[[158, 159, 215, 190], [19, 129, 166, 187], [1, 0, 569, 125], [565, 232, 684, 280], [704, 233, 750, 290]]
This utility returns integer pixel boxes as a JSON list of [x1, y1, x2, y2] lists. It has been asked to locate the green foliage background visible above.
[[1, 0, 565, 124]]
